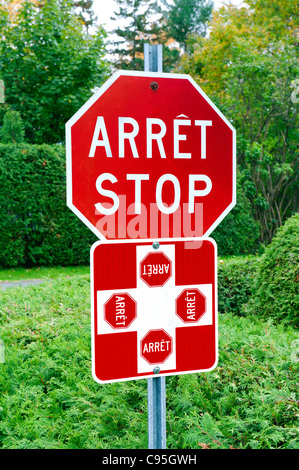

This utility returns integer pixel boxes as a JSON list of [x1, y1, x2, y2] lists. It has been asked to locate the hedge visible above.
[[244, 213, 299, 327], [217, 255, 261, 315], [212, 181, 260, 256], [0, 143, 96, 267]]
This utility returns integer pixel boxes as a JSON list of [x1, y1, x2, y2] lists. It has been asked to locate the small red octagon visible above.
[[104, 293, 136, 329], [141, 329, 173, 364], [140, 251, 172, 287], [176, 288, 206, 323]]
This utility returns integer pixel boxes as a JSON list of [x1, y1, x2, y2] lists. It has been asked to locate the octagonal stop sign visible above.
[[66, 71, 236, 241], [140, 251, 172, 287], [141, 329, 173, 364], [104, 293, 136, 329], [176, 288, 206, 323]]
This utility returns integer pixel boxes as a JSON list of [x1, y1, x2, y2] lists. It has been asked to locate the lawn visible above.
[[0, 267, 298, 449]]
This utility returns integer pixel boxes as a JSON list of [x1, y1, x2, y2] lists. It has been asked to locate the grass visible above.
[[0, 267, 298, 449], [0, 265, 90, 281]]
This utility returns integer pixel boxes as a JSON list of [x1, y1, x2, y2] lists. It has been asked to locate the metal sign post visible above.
[[144, 44, 166, 450], [147, 369, 166, 449]]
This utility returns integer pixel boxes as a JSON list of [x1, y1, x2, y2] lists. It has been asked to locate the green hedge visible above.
[[213, 181, 260, 256], [217, 255, 261, 315], [0, 144, 96, 267], [244, 213, 299, 327]]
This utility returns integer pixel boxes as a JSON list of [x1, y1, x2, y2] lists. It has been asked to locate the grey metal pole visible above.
[[144, 44, 163, 73], [147, 371, 166, 449], [144, 43, 166, 449]]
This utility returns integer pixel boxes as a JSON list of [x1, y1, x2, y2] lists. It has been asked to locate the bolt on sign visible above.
[[90, 238, 217, 383], [66, 71, 236, 241]]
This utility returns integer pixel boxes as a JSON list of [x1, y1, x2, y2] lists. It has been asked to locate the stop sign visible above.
[[104, 293, 136, 329], [66, 71, 236, 240], [140, 251, 172, 287], [141, 329, 173, 364], [176, 288, 206, 323]]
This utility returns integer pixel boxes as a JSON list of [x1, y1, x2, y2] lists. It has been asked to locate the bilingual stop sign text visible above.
[[66, 71, 236, 241]]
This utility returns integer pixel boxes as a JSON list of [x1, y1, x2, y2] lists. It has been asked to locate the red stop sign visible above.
[[141, 329, 173, 364], [104, 293, 136, 329], [66, 71, 236, 240], [140, 251, 172, 287], [176, 288, 206, 323]]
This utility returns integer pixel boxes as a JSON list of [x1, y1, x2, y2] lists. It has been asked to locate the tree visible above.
[[109, 0, 163, 70], [165, 0, 213, 51], [73, 0, 97, 29], [109, 0, 213, 71], [0, 0, 108, 144], [180, 1, 298, 244], [0, 109, 25, 143]]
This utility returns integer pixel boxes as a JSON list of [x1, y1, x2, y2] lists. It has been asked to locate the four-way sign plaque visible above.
[[91, 238, 217, 383]]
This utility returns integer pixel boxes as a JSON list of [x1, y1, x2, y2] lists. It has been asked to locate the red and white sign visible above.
[[104, 293, 136, 329], [140, 251, 172, 287], [141, 329, 173, 365], [66, 71, 236, 241], [176, 288, 206, 323], [91, 238, 217, 383]]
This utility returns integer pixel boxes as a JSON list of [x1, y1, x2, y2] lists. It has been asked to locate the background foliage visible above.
[[0, 144, 96, 268], [212, 180, 260, 256], [0, 0, 108, 144], [180, 0, 298, 244], [217, 255, 260, 316], [244, 213, 299, 328]]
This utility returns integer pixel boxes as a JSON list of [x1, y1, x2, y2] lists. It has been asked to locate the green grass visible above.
[[0, 265, 90, 282], [0, 269, 298, 449]]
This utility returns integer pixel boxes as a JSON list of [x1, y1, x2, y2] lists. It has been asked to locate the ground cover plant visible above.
[[0, 268, 298, 449]]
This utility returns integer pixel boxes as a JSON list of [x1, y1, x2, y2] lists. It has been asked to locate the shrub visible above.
[[0, 109, 25, 143], [244, 213, 299, 327], [0, 143, 96, 267], [213, 180, 260, 256], [217, 255, 260, 315]]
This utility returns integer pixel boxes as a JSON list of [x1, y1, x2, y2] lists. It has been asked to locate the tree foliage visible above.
[[165, 0, 213, 50], [0, 109, 25, 143], [109, 0, 163, 70], [109, 0, 213, 71], [0, 0, 108, 144], [244, 213, 299, 328], [181, 0, 299, 243]]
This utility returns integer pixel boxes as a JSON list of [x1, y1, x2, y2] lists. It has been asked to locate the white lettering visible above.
[[146, 118, 166, 158], [156, 174, 181, 214], [194, 120, 212, 159], [94, 173, 212, 216], [173, 119, 191, 159], [119, 117, 139, 158], [89, 116, 112, 158], [189, 174, 212, 213], [89, 116, 213, 160], [127, 174, 149, 214], [95, 173, 119, 215]]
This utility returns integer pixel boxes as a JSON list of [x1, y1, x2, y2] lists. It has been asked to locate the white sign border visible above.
[[90, 237, 218, 384]]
